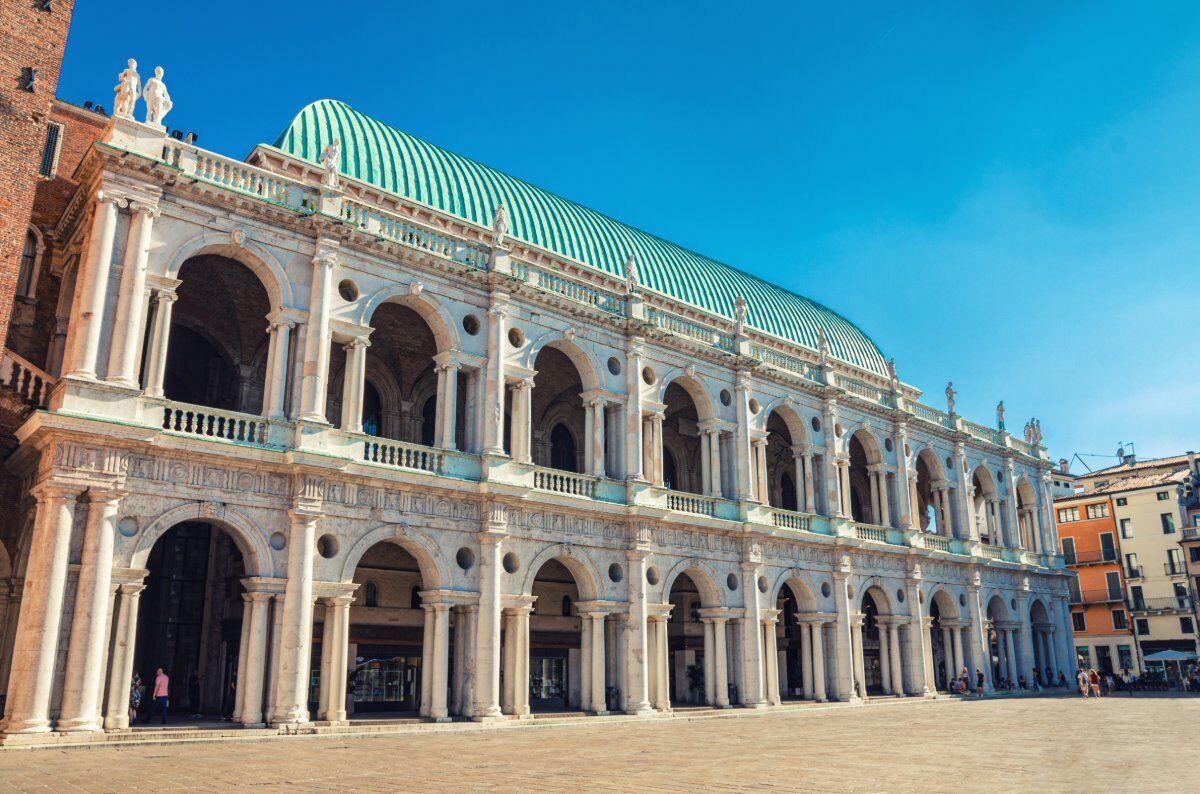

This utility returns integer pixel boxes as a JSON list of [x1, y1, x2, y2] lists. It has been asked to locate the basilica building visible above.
[[0, 65, 1071, 738]]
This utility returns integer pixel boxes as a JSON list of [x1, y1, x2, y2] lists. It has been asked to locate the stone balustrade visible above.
[[665, 490, 718, 517], [1, 348, 53, 409], [161, 401, 271, 447], [532, 467, 598, 498], [362, 437, 445, 474]]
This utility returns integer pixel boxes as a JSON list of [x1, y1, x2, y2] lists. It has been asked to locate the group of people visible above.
[[948, 665, 1072, 696], [127, 668, 209, 725], [1075, 668, 1123, 697]]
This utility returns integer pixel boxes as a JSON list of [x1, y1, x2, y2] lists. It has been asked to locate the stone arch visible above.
[[163, 231, 292, 311], [339, 523, 448, 590], [359, 288, 458, 354], [524, 333, 601, 393], [130, 502, 273, 577], [1015, 475, 1037, 507], [985, 593, 1010, 621], [850, 426, 885, 465], [660, 557, 724, 607], [521, 544, 602, 602], [859, 580, 894, 615], [656, 370, 716, 423], [760, 398, 809, 443], [0, 539, 10, 580], [972, 464, 998, 498], [1029, 596, 1051, 624], [917, 446, 945, 480], [770, 569, 819, 612], [928, 586, 959, 619]]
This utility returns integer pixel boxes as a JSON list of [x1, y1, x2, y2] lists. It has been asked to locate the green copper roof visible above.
[[272, 100, 887, 375]]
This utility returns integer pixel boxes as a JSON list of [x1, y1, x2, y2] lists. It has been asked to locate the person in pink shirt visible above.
[[145, 667, 170, 724]]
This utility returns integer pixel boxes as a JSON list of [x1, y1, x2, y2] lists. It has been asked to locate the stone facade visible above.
[[0, 73, 1073, 738]]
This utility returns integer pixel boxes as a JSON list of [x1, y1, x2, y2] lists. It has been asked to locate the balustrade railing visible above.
[[962, 419, 1003, 446], [750, 345, 821, 382], [982, 545, 1005, 560], [837, 375, 895, 407], [162, 402, 270, 447], [853, 523, 890, 543], [1, 349, 52, 409], [362, 438, 445, 474], [666, 490, 717, 517], [342, 199, 490, 271], [910, 401, 954, 429], [771, 509, 813, 532], [924, 535, 953, 553], [647, 307, 734, 352], [534, 268, 625, 314], [532, 467, 598, 498], [162, 140, 313, 211]]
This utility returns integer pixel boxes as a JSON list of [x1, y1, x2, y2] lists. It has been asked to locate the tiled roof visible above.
[[271, 100, 889, 375], [1082, 453, 1196, 479], [1082, 469, 1189, 496]]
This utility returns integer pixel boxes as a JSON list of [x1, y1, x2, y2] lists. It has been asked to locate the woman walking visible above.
[[129, 670, 143, 725]]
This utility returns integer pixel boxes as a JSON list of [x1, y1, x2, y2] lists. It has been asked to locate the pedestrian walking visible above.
[[975, 669, 984, 697], [1030, 668, 1041, 692], [145, 667, 170, 724], [1077, 669, 1089, 697], [1088, 668, 1102, 698]]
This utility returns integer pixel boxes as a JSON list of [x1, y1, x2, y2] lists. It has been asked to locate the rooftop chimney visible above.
[[1058, 458, 1069, 474], [1188, 451, 1197, 478]]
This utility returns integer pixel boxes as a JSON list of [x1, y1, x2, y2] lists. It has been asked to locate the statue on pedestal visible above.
[[143, 66, 172, 128], [733, 296, 748, 335], [114, 59, 140, 119], [945, 381, 956, 414], [320, 138, 341, 190], [623, 252, 639, 292], [996, 400, 1006, 430], [817, 328, 830, 367], [491, 203, 509, 248], [886, 358, 899, 391]]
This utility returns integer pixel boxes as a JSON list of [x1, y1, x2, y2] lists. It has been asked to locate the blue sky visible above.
[[57, 2, 1200, 471]]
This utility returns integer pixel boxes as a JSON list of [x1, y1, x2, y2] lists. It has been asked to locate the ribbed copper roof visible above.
[[272, 100, 887, 375]]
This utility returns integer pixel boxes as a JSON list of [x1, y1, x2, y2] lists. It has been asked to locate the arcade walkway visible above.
[[0, 694, 1191, 792]]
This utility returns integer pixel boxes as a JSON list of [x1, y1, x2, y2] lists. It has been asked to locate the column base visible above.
[[625, 704, 655, 717], [428, 716, 453, 724], [741, 702, 769, 711], [55, 718, 103, 733], [472, 713, 507, 724], [591, 710, 609, 716], [0, 718, 52, 735]]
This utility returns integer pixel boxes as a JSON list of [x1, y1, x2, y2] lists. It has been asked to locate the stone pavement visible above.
[[0, 694, 1191, 792]]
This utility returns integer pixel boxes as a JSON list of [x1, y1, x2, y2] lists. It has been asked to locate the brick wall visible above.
[[0, 0, 75, 350]]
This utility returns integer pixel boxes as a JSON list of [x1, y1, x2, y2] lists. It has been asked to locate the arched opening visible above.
[[1015, 479, 1038, 551], [660, 382, 703, 494], [662, 447, 679, 491], [915, 450, 945, 535], [526, 558, 582, 712], [529, 346, 586, 473], [166, 256, 271, 413], [347, 541, 427, 716], [133, 522, 246, 723], [972, 467, 999, 544], [334, 301, 467, 449], [986, 596, 1012, 689], [860, 590, 883, 695], [1029, 599, 1054, 684], [666, 573, 706, 706], [847, 430, 883, 524], [775, 579, 824, 702], [928, 591, 959, 692], [764, 409, 803, 510]]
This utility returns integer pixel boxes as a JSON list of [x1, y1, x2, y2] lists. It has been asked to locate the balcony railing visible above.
[[161, 402, 272, 448], [646, 307, 734, 353], [532, 467, 598, 499], [1183, 527, 1200, 540], [1068, 589, 1125, 605], [836, 375, 895, 408], [1164, 561, 1188, 576], [162, 139, 314, 211], [853, 522, 893, 544], [1, 348, 53, 409], [362, 438, 445, 475], [1063, 549, 1119, 566], [750, 344, 822, 383], [910, 401, 955, 430], [1126, 566, 1144, 579], [962, 419, 1003, 447], [342, 199, 490, 271], [771, 509, 814, 532], [530, 267, 625, 315], [924, 535, 953, 553], [666, 490, 718, 517], [1130, 596, 1194, 613], [983, 545, 1005, 560]]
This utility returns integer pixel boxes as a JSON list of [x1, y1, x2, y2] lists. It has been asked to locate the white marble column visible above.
[[839, 461, 853, 517], [474, 527, 503, 719], [142, 290, 177, 398], [263, 319, 294, 420], [435, 360, 461, 450], [589, 612, 606, 713], [952, 626, 966, 679], [651, 412, 665, 486], [801, 449, 816, 512], [1004, 628, 1019, 683], [739, 564, 765, 707], [624, 339, 645, 481], [713, 617, 730, 707], [511, 379, 533, 464], [1, 484, 80, 733], [430, 603, 451, 720], [482, 302, 508, 455], [106, 203, 158, 386], [889, 623, 904, 695], [850, 616, 866, 699], [317, 599, 335, 720], [702, 619, 716, 704], [101, 581, 145, 731], [878, 621, 893, 695], [500, 609, 517, 715], [653, 615, 670, 711], [272, 512, 318, 724], [579, 612, 593, 711], [734, 372, 754, 500], [798, 617, 813, 699], [326, 596, 351, 723], [237, 591, 271, 725], [624, 549, 651, 714], [831, 577, 855, 701], [515, 606, 531, 716], [906, 579, 931, 696], [340, 338, 370, 433], [879, 472, 892, 527], [65, 192, 123, 379], [420, 603, 435, 717], [754, 439, 769, 504], [811, 621, 827, 702], [762, 618, 780, 705], [298, 251, 336, 421], [58, 489, 123, 731]]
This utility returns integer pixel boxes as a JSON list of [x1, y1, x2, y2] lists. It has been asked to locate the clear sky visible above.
[[56, 1, 1200, 471]]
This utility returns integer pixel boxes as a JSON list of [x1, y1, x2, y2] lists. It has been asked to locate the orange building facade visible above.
[[1056, 492, 1141, 675]]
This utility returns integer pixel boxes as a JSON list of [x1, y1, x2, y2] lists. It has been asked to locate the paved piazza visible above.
[[0, 695, 1190, 792]]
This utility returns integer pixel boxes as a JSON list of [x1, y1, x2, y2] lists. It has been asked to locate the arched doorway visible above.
[[1015, 478, 1038, 551], [915, 449, 947, 535], [526, 559, 579, 711], [855, 586, 905, 698], [1029, 599, 1055, 683], [928, 590, 960, 691], [860, 590, 883, 695], [847, 430, 885, 525], [763, 408, 807, 511], [660, 381, 704, 493], [986, 596, 1014, 688], [132, 522, 246, 723], [346, 541, 428, 717], [972, 467, 999, 545], [775, 578, 825, 701], [529, 345, 589, 473], [666, 573, 706, 705]]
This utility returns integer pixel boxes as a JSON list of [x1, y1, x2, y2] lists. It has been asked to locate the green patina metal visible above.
[[271, 100, 887, 375]]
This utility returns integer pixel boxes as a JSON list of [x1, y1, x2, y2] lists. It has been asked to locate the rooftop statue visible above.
[[945, 381, 956, 414], [320, 138, 341, 190], [996, 400, 1005, 430], [114, 59, 140, 120], [733, 296, 748, 335], [886, 358, 899, 391], [492, 203, 508, 248], [143, 66, 172, 128], [817, 328, 830, 366], [623, 252, 639, 292]]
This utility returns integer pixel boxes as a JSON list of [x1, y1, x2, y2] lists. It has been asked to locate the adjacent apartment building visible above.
[[1055, 491, 1138, 674], [1075, 454, 1200, 666]]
